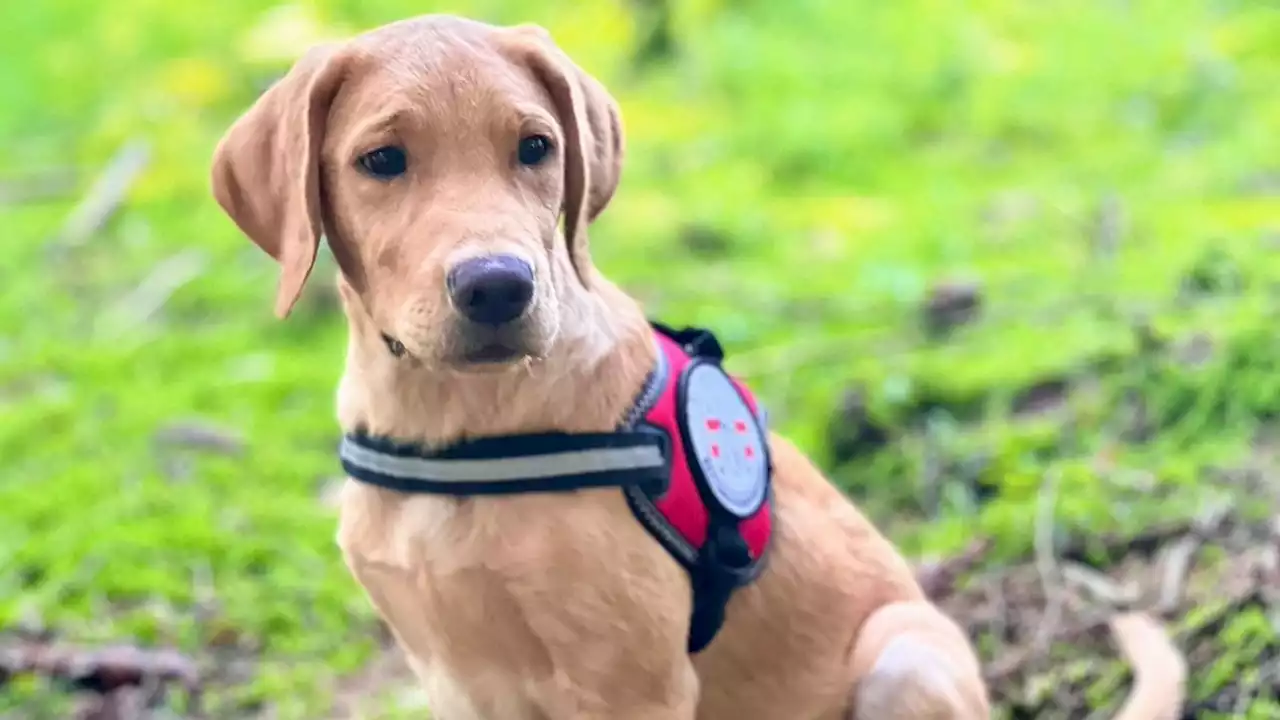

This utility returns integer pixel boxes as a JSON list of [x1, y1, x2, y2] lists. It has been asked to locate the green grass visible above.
[[2, 0, 1279, 716]]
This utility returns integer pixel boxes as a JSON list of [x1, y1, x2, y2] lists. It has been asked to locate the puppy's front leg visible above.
[[533, 655, 699, 720]]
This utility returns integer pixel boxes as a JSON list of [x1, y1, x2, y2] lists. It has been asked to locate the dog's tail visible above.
[[1107, 611, 1187, 720]]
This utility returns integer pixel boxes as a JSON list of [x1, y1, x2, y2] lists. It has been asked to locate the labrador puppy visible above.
[[210, 14, 1184, 720]]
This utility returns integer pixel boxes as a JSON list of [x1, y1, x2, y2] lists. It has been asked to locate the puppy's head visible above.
[[211, 16, 623, 369]]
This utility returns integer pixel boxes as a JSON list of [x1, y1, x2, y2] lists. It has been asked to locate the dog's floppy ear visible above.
[[210, 43, 349, 318], [504, 25, 624, 288]]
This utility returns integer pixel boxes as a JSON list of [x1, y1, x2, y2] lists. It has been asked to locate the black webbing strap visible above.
[[339, 429, 670, 496]]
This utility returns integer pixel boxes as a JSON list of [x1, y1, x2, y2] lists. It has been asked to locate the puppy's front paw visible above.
[[853, 635, 987, 720]]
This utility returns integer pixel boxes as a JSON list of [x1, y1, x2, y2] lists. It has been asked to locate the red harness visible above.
[[340, 322, 775, 653]]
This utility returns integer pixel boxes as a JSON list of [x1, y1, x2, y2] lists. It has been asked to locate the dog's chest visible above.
[[338, 489, 556, 718]]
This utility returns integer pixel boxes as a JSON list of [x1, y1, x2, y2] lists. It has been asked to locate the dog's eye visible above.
[[517, 135, 553, 167], [357, 146, 408, 179]]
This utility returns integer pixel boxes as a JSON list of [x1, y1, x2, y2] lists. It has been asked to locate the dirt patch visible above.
[[928, 509, 1280, 718]]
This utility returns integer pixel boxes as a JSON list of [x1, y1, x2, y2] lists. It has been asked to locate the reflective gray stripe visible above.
[[339, 437, 666, 483]]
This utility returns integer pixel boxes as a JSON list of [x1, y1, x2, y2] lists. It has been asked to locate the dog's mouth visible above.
[[450, 318, 545, 368], [382, 330, 533, 369], [461, 343, 525, 364], [380, 314, 549, 370]]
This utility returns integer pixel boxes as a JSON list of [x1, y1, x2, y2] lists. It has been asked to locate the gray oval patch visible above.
[[682, 362, 769, 518]]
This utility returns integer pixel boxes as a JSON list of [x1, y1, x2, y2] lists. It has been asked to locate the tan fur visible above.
[[210, 14, 1184, 719]]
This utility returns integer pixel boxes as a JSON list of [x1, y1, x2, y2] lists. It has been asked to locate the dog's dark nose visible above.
[[447, 254, 535, 326]]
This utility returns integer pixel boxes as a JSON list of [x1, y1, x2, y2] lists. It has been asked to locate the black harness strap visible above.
[[340, 429, 671, 496]]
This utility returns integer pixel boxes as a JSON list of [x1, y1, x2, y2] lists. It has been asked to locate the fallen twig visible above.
[[1153, 535, 1199, 615], [95, 249, 208, 338], [49, 138, 151, 249], [1061, 562, 1140, 607], [1030, 469, 1064, 657], [1059, 508, 1235, 567], [1151, 500, 1250, 615]]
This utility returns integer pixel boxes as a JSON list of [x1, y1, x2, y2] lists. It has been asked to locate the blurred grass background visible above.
[[2, 0, 1279, 717]]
